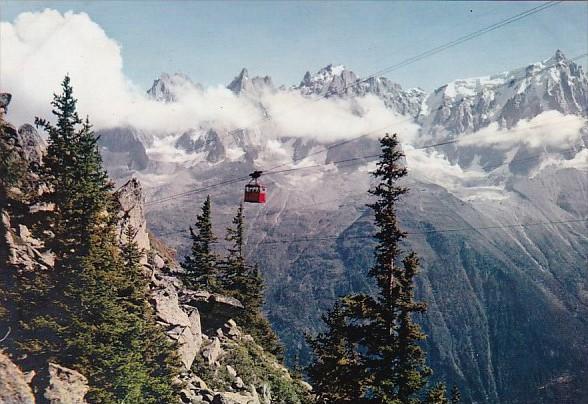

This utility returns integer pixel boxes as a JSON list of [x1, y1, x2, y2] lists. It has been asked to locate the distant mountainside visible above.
[[97, 50, 588, 403]]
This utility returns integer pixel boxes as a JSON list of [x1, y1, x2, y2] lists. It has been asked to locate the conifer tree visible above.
[[222, 204, 284, 358], [182, 195, 219, 291], [425, 383, 449, 404], [306, 301, 365, 403], [118, 226, 180, 402], [16, 77, 115, 367], [308, 133, 441, 403], [35, 77, 111, 255], [11, 77, 179, 402], [450, 385, 461, 404]]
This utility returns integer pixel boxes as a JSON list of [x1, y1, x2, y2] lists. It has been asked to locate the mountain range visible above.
[[95, 50, 588, 403]]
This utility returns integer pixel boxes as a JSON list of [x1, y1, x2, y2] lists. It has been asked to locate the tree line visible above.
[[181, 195, 284, 359]]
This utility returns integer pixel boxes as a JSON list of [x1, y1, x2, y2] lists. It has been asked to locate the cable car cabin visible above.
[[244, 183, 266, 203], [244, 170, 266, 204]]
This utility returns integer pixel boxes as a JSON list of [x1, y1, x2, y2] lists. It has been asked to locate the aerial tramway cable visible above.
[[145, 116, 587, 206]]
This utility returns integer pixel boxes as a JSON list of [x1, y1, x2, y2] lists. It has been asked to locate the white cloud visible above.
[[260, 90, 420, 142], [1, 10, 263, 133], [458, 111, 586, 149], [404, 146, 486, 191], [0, 9, 418, 143], [535, 148, 588, 173]]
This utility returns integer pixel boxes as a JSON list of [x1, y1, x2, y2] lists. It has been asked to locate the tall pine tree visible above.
[[12, 76, 180, 402], [222, 203, 284, 359], [182, 195, 219, 291], [306, 301, 365, 403], [308, 133, 442, 403]]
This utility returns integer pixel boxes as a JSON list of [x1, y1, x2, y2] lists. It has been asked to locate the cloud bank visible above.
[[458, 111, 586, 149], [0, 9, 408, 142]]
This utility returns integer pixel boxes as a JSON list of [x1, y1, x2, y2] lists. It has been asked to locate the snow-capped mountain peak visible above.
[[420, 50, 588, 136]]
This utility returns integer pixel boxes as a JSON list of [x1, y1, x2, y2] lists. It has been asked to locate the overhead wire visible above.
[[145, 115, 587, 206], [334, 1, 563, 94], [145, 50, 588, 206], [264, 50, 588, 173], [250, 218, 588, 246], [159, 216, 588, 244], [269, 1, 562, 124], [150, 141, 586, 241]]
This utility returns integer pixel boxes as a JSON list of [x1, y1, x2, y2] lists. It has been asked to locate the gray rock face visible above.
[[227, 68, 274, 95], [97, 126, 150, 172], [3, 212, 54, 271], [0, 93, 11, 113], [150, 282, 203, 370], [102, 51, 588, 404], [43, 363, 89, 404], [17, 124, 44, 166], [175, 128, 226, 163], [115, 178, 151, 256], [296, 64, 425, 116], [152, 285, 191, 327], [147, 72, 203, 102], [201, 337, 223, 366], [0, 352, 35, 404]]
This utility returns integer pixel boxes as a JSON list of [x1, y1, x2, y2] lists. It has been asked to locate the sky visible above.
[[1, 1, 587, 91]]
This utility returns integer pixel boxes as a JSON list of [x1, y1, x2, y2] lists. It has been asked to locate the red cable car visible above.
[[244, 171, 266, 204]]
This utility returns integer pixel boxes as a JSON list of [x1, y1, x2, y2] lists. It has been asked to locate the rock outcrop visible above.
[[0, 93, 11, 113], [1, 95, 309, 402], [115, 178, 151, 255], [0, 352, 35, 404], [114, 178, 309, 403], [43, 363, 89, 404], [0, 352, 89, 404]]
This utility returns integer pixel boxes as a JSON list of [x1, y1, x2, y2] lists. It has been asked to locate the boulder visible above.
[[224, 319, 241, 339], [153, 254, 166, 269], [3, 211, 54, 271], [187, 308, 203, 351], [176, 326, 199, 370], [226, 365, 237, 378], [201, 337, 223, 366], [152, 286, 190, 327], [233, 377, 245, 390], [179, 387, 202, 403], [182, 291, 243, 332], [0, 352, 35, 404], [17, 124, 45, 165], [44, 362, 89, 404], [151, 285, 204, 370], [190, 374, 208, 390], [212, 391, 260, 404], [0, 93, 11, 112]]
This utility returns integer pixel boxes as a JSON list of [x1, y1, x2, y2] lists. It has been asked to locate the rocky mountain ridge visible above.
[[105, 50, 588, 180]]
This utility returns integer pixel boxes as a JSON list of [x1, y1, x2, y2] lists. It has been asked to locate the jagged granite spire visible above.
[[147, 73, 202, 102], [227, 68, 273, 95]]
